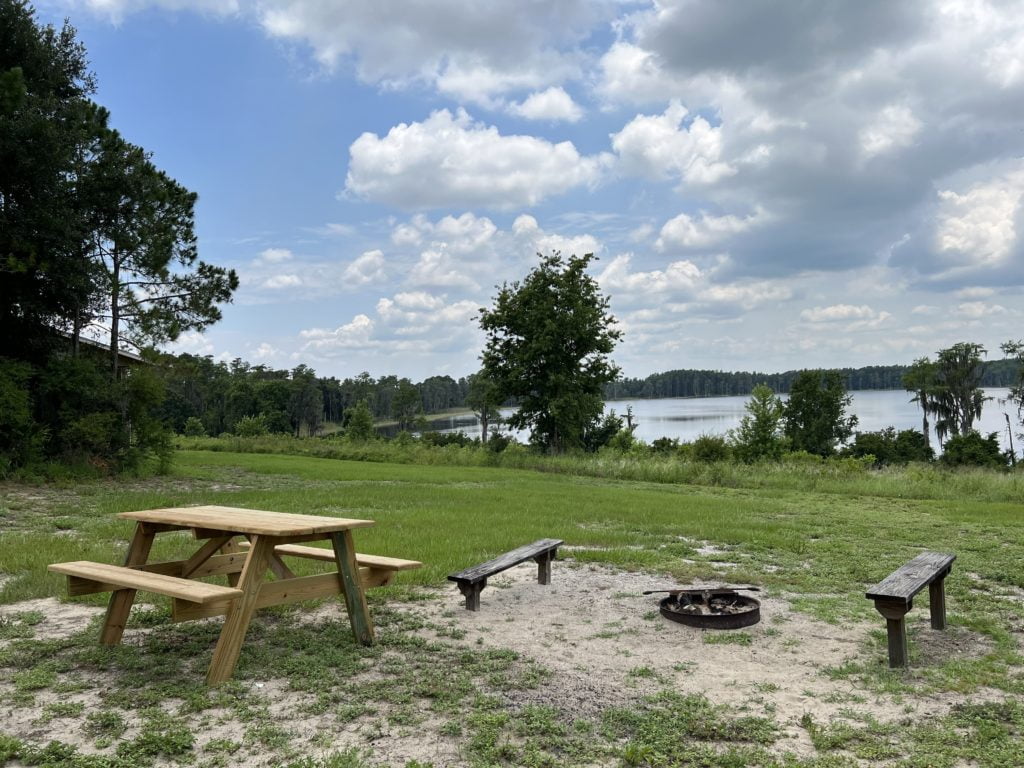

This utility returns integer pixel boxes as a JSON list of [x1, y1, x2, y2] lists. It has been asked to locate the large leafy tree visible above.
[[783, 370, 857, 456], [479, 252, 622, 453], [931, 342, 987, 443]]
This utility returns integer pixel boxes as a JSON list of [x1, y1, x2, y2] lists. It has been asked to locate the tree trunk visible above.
[[480, 413, 489, 444], [110, 253, 120, 378]]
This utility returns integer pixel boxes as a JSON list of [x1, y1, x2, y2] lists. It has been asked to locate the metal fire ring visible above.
[[658, 591, 761, 630]]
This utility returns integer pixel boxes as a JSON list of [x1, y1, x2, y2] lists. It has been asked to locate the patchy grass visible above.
[[1, 449, 1023, 766]]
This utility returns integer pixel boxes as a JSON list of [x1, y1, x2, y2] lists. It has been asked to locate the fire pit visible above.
[[648, 587, 761, 630]]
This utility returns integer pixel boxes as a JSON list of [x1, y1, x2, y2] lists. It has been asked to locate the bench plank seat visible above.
[[866, 551, 955, 604], [236, 542, 422, 571], [49, 561, 244, 604], [865, 550, 955, 668], [448, 538, 564, 610]]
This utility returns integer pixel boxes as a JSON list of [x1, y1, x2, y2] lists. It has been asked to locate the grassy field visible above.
[[1, 450, 1023, 767]]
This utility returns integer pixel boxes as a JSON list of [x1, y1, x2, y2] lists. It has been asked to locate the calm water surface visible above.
[[433, 388, 1016, 451]]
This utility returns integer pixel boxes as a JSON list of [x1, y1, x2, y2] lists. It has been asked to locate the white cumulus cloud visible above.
[[508, 87, 583, 122], [611, 101, 735, 185], [345, 109, 611, 209], [655, 208, 768, 250]]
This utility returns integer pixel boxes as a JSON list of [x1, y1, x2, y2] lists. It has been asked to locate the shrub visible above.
[[688, 434, 731, 463], [604, 429, 636, 453], [486, 433, 513, 453], [649, 437, 680, 454], [844, 427, 934, 466], [582, 412, 625, 452], [182, 416, 206, 437], [421, 431, 475, 447], [940, 431, 1008, 469], [344, 400, 375, 441], [234, 414, 269, 438], [0, 358, 40, 474]]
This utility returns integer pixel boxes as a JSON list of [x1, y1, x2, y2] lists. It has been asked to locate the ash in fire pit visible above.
[[651, 588, 761, 630]]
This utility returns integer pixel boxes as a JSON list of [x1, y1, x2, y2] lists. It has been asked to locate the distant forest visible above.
[[160, 352, 1021, 437], [603, 360, 1021, 400]]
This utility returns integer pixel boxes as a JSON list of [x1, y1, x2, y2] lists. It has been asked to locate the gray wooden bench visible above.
[[448, 539, 563, 611], [865, 550, 955, 668]]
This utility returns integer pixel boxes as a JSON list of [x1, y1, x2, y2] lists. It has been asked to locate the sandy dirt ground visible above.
[[0, 561, 1008, 766]]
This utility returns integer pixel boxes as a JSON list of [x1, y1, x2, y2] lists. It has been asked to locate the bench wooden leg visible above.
[[533, 550, 556, 585], [100, 523, 155, 646], [331, 530, 374, 646], [457, 579, 485, 611], [928, 576, 947, 630], [207, 535, 274, 685], [874, 599, 911, 668]]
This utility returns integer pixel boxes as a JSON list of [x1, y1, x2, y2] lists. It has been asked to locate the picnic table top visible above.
[[118, 505, 375, 537]]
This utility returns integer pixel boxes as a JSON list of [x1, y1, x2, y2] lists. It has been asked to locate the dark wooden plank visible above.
[[448, 539, 564, 584], [866, 551, 955, 602]]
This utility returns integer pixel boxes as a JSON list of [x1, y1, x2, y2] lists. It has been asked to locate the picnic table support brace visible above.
[[874, 599, 911, 669], [219, 538, 243, 587], [100, 523, 155, 645], [331, 531, 375, 646], [207, 535, 274, 685]]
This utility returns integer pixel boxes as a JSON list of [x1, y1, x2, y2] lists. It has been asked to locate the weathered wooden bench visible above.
[[237, 541, 422, 587], [48, 561, 244, 604], [865, 550, 956, 668], [448, 538, 564, 611]]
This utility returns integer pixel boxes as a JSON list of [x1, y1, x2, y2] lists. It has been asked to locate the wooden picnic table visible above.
[[49, 505, 387, 684]]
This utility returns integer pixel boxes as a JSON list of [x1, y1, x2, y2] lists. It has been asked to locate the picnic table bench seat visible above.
[[48, 561, 244, 604], [236, 541, 422, 587], [448, 538, 564, 611], [866, 550, 955, 668]]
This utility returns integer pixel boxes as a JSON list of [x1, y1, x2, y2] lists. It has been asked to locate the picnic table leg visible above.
[[207, 535, 274, 685], [100, 523, 155, 645], [330, 531, 375, 646]]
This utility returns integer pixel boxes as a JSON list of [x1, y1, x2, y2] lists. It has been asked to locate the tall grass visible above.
[[176, 434, 1024, 504]]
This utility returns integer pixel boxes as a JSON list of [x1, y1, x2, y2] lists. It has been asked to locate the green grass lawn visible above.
[[1, 450, 1023, 767]]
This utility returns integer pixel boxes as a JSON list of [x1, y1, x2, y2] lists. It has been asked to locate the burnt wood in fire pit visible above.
[[658, 589, 761, 629]]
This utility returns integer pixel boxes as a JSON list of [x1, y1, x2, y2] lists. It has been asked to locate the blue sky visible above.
[[38, 0, 1024, 380]]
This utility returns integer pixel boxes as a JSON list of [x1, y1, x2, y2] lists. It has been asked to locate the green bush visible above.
[[940, 431, 1007, 469], [844, 427, 934, 466], [234, 414, 269, 438], [344, 400, 375, 442], [686, 434, 731, 463], [0, 358, 41, 474], [182, 416, 206, 437], [421, 431, 475, 447]]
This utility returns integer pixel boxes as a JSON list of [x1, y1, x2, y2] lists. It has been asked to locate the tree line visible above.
[[157, 353, 476, 438], [606, 359, 1020, 400]]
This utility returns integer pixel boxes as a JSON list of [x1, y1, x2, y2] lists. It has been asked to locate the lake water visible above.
[[431, 388, 1018, 451]]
